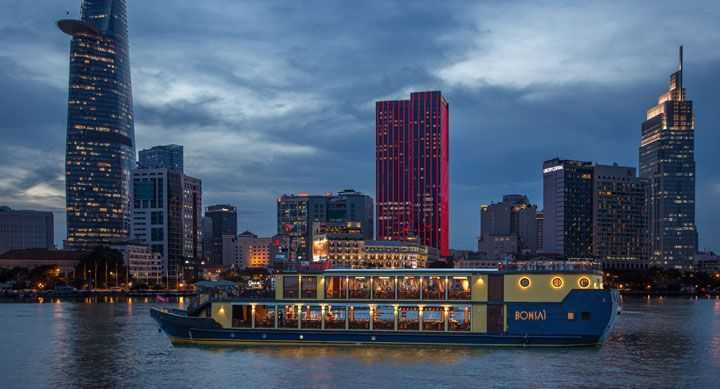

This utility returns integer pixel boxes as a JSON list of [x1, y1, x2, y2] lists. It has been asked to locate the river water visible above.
[[0, 297, 718, 388]]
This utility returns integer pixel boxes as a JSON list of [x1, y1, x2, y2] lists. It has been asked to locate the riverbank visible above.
[[0, 289, 196, 303]]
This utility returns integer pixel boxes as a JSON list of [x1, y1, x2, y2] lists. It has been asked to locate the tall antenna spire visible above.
[[679, 45, 683, 72]]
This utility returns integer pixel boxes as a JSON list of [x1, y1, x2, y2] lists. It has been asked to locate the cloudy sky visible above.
[[1, 0, 719, 251]]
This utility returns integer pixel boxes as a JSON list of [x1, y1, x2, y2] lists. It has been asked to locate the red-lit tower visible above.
[[376, 91, 449, 257]]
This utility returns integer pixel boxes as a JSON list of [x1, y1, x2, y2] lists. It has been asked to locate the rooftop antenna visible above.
[[679, 45, 683, 72]]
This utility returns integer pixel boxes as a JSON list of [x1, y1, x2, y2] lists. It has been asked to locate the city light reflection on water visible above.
[[0, 297, 718, 388]]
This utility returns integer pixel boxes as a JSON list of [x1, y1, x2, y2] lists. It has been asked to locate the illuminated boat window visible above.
[[398, 306, 419, 331], [448, 276, 471, 300], [301, 276, 318, 298], [278, 305, 298, 328], [254, 305, 276, 328], [325, 305, 347, 329], [301, 305, 322, 329], [567, 312, 576, 321], [422, 306, 445, 331], [422, 276, 445, 300], [348, 277, 370, 299], [372, 305, 394, 330], [398, 276, 420, 299], [231, 304, 252, 328], [372, 276, 395, 299], [518, 277, 531, 289], [324, 276, 346, 299], [578, 277, 592, 289], [348, 305, 370, 329], [551, 277, 564, 289], [448, 305, 471, 331], [283, 276, 299, 298]]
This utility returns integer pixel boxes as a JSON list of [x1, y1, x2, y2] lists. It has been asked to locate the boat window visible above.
[[283, 276, 299, 299], [398, 306, 419, 331], [373, 276, 395, 299], [348, 305, 370, 329], [232, 304, 252, 328], [422, 306, 445, 331], [422, 276, 445, 300], [581, 312, 591, 321], [254, 305, 276, 328], [325, 305, 347, 329], [448, 276, 471, 300], [348, 277, 370, 299], [278, 304, 299, 328], [325, 276, 345, 299], [301, 305, 322, 329], [372, 305, 395, 330], [301, 276, 318, 298], [448, 305, 471, 331], [398, 277, 420, 299]]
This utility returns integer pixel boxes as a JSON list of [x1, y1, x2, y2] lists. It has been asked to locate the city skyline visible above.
[[1, 1, 719, 252]]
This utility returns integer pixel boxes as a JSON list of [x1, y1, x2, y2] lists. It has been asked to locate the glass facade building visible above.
[[376, 91, 450, 257], [58, 0, 135, 249], [139, 144, 184, 171], [206, 205, 238, 266], [640, 47, 697, 267]]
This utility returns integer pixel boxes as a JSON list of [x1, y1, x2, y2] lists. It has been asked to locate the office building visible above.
[[536, 212, 544, 252], [110, 243, 163, 285], [0, 207, 54, 255], [478, 195, 538, 260], [542, 159, 594, 259], [138, 144, 184, 171], [131, 168, 202, 284], [206, 205, 238, 266], [376, 91, 450, 257], [222, 231, 273, 269], [58, 0, 135, 249], [640, 47, 697, 268], [592, 165, 647, 270], [277, 190, 374, 262]]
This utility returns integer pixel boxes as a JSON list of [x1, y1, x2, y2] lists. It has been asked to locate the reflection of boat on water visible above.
[[151, 267, 619, 347]]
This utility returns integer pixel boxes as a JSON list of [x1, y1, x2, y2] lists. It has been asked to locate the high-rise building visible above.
[[206, 205, 238, 266], [0, 207, 54, 255], [592, 165, 648, 269], [542, 159, 594, 259], [536, 212, 544, 252], [138, 144, 184, 171], [222, 231, 273, 269], [478, 195, 538, 260], [277, 190, 374, 261], [640, 46, 697, 268], [131, 168, 202, 284], [376, 91, 450, 257], [58, 0, 135, 249]]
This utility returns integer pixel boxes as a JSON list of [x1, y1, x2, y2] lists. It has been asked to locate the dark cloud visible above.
[[0, 0, 718, 251]]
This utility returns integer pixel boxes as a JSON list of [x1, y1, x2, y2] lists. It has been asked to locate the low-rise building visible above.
[[695, 251, 720, 274], [110, 243, 164, 285], [222, 231, 274, 269], [0, 206, 54, 255], [0, 249, 84, 277]]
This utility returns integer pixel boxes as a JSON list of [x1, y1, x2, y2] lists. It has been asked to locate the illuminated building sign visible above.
[[543, 165, 564, 174]]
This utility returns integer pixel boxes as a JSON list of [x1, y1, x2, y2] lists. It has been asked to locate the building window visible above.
[[283, 276, 299, 299], [372, 305, 395, 330], [254, 305, 275, 328], [301, 276, 317, 298], [325, 305, 346, 329], [348, 305, 370, 329], [373, 276, 395, 299], [399, 276, 420, 299], [348, 277, 370, 299], [301, 305, 322, 329], [398, 306, 419, 331], [422, 306, 445, 331], [278, 305, 298, 328], [151, 228, 164, 241], [422, 276, 445, 300], [448, 305, 471, 331], [231, 305, 252, 328]]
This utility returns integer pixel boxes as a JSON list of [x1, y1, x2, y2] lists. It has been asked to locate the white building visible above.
[[111, 243, 164, 285]]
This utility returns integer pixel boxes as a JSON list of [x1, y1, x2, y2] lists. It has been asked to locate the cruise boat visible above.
[[151, 266, 619, 347]]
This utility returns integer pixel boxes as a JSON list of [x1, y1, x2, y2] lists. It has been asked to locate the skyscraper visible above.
[[376, 91, 450, 257], [478, 195, 538, 260], [592, 164, 647, 269], [542, 159, 594, 259], [139, 144, 184, 171], [58, 0, 135, 249], [206, 205, 238, 266], [640, 46, 697, 268]]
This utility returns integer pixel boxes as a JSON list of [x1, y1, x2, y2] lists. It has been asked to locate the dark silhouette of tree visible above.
[[74, 246, 128, 289]]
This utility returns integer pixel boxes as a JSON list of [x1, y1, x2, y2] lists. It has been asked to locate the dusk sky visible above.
[[1, 0, 719, 251]]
